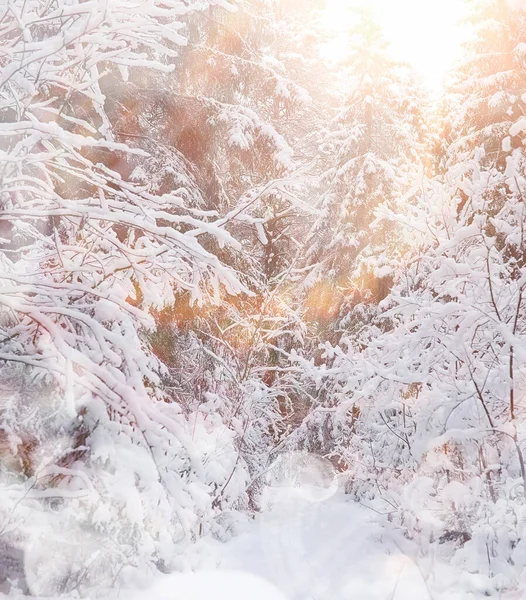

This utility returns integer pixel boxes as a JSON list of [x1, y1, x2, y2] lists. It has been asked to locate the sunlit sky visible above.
[[322, 0, 471, 92]]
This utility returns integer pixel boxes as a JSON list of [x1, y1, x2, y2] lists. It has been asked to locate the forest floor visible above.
[[0, 488, 507, 599], [215, 490, 479, 600], [135, 488, 497, 600]]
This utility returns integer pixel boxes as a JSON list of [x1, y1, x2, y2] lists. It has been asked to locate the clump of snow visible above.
[[129, 570, 288, 600]]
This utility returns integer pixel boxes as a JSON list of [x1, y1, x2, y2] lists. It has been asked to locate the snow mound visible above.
[[129, 570, 288, 600]]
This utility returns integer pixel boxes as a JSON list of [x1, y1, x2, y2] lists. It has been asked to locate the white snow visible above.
[[128, 571, 288, 600], [113, 486, 488, 600], [0, 468, 506, 600], [214, 491, 458, 600]]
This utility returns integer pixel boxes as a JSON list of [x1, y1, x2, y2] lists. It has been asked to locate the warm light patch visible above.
[[321, 0, 470, 92]]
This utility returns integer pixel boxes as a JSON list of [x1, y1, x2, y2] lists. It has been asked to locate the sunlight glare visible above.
[[322, 0, 470, 92]]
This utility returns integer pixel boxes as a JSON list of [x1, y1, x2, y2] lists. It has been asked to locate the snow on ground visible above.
[[127, 570, 289, 600], [206, 452, 478, 600], [124, 451, 506, 600], [0, 490, 507, 600], [131, 486, 485, 600], [0, 454, 508, 600], [219, 490, 443, 600]]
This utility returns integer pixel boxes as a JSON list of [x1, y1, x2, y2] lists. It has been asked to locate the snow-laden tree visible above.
[[351, 164, 526, 591], [302, 9, 426, 341], [288, 159, 526, 591], [158, 0, 332, 290], [0, 0, 269, 594], [136, 0, 337, 499], [291, 2, 526, 586], [276, 11, 428, 464], [444, 0, 526, 174]]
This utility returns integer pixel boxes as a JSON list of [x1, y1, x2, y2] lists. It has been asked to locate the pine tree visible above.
[[303, 9, 425, 341], [141, 0, 336, 491], [445, 0, 526, 172], [301, 2, 526, 585]]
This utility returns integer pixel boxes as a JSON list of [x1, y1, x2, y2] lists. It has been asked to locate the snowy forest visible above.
[[1, 0, 526, 598]]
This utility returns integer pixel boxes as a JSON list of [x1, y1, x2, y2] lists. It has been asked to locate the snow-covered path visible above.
[[218, 491, 436, 600], [129, 491, 449, 600], [128, 486, 499, 600]]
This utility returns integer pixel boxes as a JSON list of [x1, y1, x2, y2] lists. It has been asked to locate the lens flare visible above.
[[321, 0, 470, 92]]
